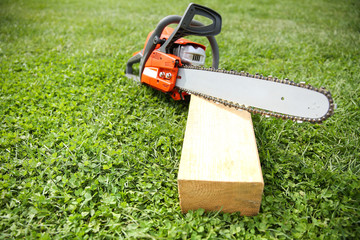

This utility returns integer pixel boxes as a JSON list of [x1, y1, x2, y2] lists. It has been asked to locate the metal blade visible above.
[[176, 67, 334, 122]]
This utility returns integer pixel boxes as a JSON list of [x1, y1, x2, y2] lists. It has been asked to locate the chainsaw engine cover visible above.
[[173, 45, 206, 66]]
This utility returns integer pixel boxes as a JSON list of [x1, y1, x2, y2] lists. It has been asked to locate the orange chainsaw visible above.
[[125, 3, 335, 123]]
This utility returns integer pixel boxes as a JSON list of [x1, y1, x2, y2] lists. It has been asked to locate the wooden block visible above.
[[178, 95, 264, 216]]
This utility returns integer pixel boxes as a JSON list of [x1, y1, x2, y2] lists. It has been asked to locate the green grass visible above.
[[1, 0, 359, 238]]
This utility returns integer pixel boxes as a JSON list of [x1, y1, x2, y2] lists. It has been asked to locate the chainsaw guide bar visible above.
[[177, 65, 335, 123]]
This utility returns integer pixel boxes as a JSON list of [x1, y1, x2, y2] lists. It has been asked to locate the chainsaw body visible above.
[[126, 3, 222, 100], [140, 27, 208, 100]]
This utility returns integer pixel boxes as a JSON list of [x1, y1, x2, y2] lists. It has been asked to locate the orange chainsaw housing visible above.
[[139, 27, 206, 100]]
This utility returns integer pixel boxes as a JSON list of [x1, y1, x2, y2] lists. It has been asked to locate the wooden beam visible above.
[[178, 95, 264, 216]]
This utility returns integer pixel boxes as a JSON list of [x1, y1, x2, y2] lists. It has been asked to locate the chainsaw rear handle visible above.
[[125, 50, 143, 77], [125, 3, 221, 78]]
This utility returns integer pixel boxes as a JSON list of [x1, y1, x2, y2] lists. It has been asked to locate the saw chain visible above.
[[178, 65, 335, 124]]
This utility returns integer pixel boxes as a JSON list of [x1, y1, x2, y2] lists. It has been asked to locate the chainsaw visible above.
[[125, 3, 335, 123]]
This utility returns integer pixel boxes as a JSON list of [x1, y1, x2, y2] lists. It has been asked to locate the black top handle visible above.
[[159, 3, 222, 53]]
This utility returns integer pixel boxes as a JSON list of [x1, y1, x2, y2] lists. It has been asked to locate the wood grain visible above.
[[178, 95, 264, 215]]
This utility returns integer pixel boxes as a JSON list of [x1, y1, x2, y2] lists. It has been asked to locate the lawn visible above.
[[0, 0, 359, 239]]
